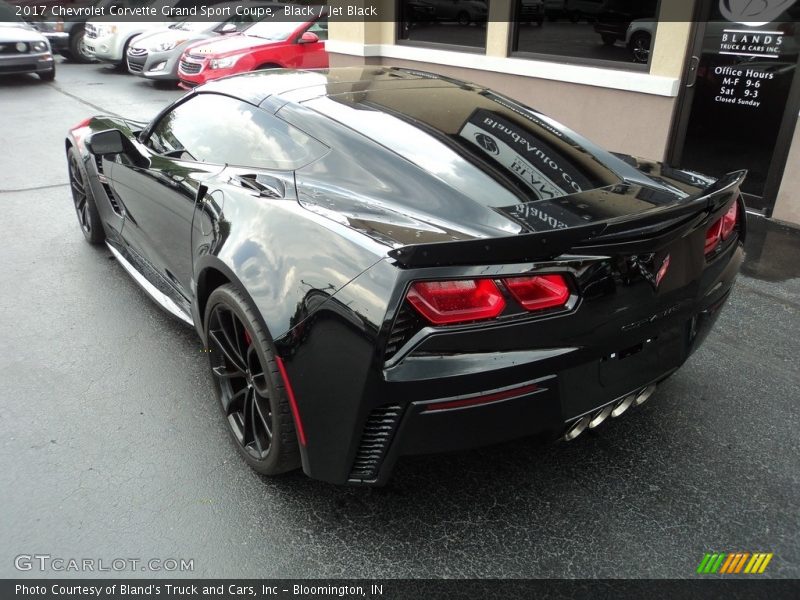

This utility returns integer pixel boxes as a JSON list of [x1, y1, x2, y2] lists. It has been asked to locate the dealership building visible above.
[[326, 0, 800, 226]]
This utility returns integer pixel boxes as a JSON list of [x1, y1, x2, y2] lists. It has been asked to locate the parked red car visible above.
[[177, 16, 327, 87]]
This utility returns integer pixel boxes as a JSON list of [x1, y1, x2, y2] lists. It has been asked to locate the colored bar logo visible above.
[[696, 552, 773, 574]]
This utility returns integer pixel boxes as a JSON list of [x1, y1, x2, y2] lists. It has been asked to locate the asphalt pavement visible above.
[[0, 60, 798, 579]]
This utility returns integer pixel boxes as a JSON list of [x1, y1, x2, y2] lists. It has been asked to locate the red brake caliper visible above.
[[243, 330, 252, 346]]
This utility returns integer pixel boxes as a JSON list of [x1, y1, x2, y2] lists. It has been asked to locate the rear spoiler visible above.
[[387, 170, 746, 268]]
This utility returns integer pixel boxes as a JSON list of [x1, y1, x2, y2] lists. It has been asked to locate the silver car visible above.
[[0, 1, 55, 81], [127, 1, 275, 82]]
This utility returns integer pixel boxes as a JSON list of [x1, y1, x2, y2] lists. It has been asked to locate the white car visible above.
[[84, 0, 207, 67], [625, 19, 655, 64], [85, 21, 165, 66]]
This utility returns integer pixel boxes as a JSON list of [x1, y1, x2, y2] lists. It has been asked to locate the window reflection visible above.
[[148, 94, 327, 170], [458, 108, 597, 200], [512, 0, 660, 66], [398, 0, 488, 49], [308, 84, 615, 206]]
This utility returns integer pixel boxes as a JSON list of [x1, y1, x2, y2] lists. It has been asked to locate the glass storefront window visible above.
[[397, 0, 489, 51], [511, 0, 660, 68]]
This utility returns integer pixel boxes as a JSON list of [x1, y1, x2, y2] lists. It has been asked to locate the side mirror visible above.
[[298, 31, 319, 44], [219, 22, 237, 34], [85, 129, 126, 156]]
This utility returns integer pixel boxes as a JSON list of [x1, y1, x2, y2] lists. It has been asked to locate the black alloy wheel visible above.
[[205, 285, 300, 475], [67, 147, 104, 244], [630, 32, 652, 64]]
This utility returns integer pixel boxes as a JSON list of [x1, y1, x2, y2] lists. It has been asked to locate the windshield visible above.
[[243, 20, 304, 41], [0, 2, 25, 25], [171, 20, 212, 32]]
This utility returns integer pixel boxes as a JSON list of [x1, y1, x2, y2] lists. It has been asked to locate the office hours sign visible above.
[[715, 27, 788, 108], [675, 0, 799, 202]]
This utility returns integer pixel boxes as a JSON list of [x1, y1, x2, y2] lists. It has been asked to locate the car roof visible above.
[[195, 66, 705, 241], [197, 66, 623, 195], [199, 67, 479, 107]]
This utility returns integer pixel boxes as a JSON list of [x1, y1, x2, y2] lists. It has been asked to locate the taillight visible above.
[[704, 218, 723, 255], [405, 274, 572, 325], [721, 201, 738, 240], [705, 200, 740, 256], [406, 279, 505, 325], [504, 274, 570, 311]]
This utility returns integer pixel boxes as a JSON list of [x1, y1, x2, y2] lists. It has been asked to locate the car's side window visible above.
[[307, 17, 328, 41], [147, 94, 327, 170], [147, 100, 196, 159]]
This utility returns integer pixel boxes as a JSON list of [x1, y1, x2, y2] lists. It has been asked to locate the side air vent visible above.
[[231, 174, 284, 198], [91, 155, 122, 215], [349, 405, 403, 482], [101, 182, 122, 216], [384, 303, 422, 360]]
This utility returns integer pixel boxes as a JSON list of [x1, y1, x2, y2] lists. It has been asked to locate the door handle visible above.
[[686, 56, 700, 88]]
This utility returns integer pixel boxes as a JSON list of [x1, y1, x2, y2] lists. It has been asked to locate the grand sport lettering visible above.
[[65, 67, 745, 485]]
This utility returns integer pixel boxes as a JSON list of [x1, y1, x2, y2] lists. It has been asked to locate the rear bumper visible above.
[[278, 232, 744, 486], [362, 288, 733, 486]]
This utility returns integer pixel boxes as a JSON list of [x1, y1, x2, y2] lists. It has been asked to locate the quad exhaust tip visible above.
[[563, 416, 590, 441], [635, 384, 656, 406], [611, 393, 636, 418], [563, 384, 657, 442], [588, 404, 613, 429]]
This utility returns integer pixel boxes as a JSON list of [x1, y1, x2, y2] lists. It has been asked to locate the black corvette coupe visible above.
[[66, 67, 745, 485]]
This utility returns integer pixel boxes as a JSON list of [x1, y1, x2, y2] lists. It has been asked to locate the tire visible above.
[[457, 10, 470, 26], [68, 27, 94, 63], [601, 34, 617, 46], [39, 65, 55, 81], [255, 63, 281, 71], [204, 284, 301, 476], [67, 146, 105, 244], [115, 38, 132, 71], [629, 32, 652, 64]]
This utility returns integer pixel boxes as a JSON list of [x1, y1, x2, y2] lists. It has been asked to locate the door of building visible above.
[[668, 0, 800, 215]]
